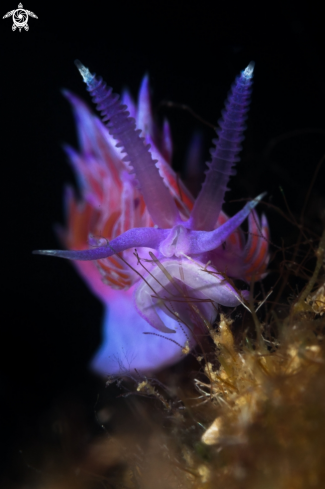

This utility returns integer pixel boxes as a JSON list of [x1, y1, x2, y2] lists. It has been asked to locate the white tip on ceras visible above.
[[74, 59, 95, 85], [243, 61, 255, 79]]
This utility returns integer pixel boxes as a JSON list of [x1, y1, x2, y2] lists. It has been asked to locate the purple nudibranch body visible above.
[[34, 61, 269, 374]]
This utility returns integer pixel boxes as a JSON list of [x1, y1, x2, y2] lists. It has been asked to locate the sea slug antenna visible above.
[[74, 60, 180, 229], [75, 60, 95, 84], [189, 63, 254, 231]]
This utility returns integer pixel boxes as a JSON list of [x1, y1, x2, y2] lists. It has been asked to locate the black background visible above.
[[1, 1, 324, 483]]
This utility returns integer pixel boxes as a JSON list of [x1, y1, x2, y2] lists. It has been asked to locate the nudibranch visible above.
[[34, 61, 269, 375]]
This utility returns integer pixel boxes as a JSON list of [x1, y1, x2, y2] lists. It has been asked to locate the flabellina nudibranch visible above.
[[34, 61, 269, 375]]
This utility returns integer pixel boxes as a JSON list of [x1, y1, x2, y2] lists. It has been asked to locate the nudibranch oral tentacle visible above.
[[34, 193, 264, 261], [34, 62, 270, 375]]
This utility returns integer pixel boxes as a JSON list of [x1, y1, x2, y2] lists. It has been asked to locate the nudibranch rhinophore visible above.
[[34, 61, 269, 375]]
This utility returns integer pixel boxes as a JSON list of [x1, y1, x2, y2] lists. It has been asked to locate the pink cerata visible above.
[[34, 61, 269, 375]]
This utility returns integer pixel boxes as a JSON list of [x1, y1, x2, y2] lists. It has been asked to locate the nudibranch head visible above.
[[34, 61, 269, 375]]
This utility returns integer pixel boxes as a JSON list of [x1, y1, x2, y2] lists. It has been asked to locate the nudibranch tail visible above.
[[74, 60, 180, 229], [189, 62, 255, 231]]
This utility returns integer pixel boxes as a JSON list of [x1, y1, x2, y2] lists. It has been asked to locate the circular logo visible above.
[[13, 8, 28, 28]]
